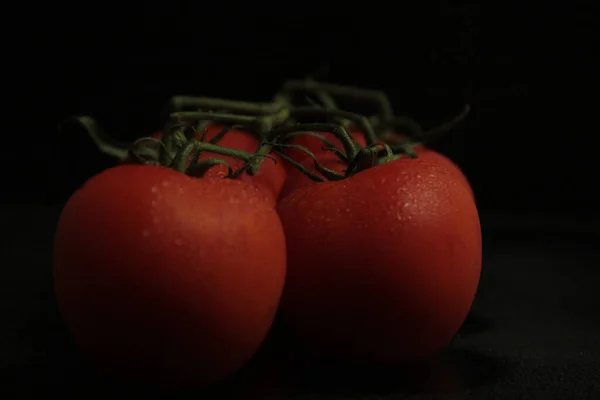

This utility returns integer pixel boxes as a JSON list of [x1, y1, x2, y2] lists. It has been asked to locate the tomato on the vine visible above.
[[54, 165, 286, 386], [277, 155, 481, 364], [123, 125, 286, 205]]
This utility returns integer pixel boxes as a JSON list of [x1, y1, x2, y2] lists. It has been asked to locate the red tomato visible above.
[[282, 130, 367, 173], [123, 125, 286, 205], [277, 156, 481, 364], [54, 165, 286, 386]]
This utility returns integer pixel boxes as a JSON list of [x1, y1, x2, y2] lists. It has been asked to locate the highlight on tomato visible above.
[[53, 119, 288, 387]]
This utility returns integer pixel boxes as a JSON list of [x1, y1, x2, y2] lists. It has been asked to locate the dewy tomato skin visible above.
[[53, 165, 286, 387], [277, 156, 481, 364], [408, 148, 474, 199]]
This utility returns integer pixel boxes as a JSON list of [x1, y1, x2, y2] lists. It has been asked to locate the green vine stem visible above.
[[58, 116, 130, 160], [164, 96, 287, 116], [162, 108, 278, 166], [383, 104, 471, 149], [422, 104, 471, 141], [270, 143, 346, 181], [248, 123, 358, 175], [280, 79, 394, 129], [386, 116, 425, 141], [281, 131, 347, 161], [171, 139, 253, 173], [128, 137, 166, 165], [290, 107, 378, 146], [169, 106, 290, 136]]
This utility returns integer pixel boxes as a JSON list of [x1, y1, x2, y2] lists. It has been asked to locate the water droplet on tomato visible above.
[[153, 217, 160, 224], [162, 180, 170, 187], [396, 212, 403, 220], [174, 239, 183, 246], [151, 186, 158, 193], [142, 230, 150, 237]]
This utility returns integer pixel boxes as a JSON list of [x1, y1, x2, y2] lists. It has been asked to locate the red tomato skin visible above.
[[415, 148, 474, 199], [121, 126, 286, 205], [282, 130, 367, 174], [382, 133, 474, 199], [277, 156, 481, 364], [54, 165, 286, 386]]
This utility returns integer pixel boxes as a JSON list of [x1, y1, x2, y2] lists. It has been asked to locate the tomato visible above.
[[54, 165, 286, 386], [123, 125, 286, 205], [277, 156, 481, 364], [281, 130, 367, 173]]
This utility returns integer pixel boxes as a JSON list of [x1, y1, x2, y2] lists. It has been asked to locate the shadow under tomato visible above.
[[457, 312, 493, 336], [275, 345, 508, 397], [1, 304, 505, 399]]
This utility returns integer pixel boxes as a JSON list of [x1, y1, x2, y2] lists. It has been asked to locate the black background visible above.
[[2, 3, 600, 399], [7, 3, 599, 216]]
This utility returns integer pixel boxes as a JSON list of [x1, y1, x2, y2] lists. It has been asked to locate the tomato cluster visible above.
[[54, 81, 481, 388]]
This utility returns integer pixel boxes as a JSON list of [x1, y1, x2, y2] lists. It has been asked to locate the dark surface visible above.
[[1, 205, 599, 398]]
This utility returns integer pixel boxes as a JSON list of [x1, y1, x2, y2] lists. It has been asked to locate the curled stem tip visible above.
[[59, 115, 129, 160], [424, 104, 471, 140]]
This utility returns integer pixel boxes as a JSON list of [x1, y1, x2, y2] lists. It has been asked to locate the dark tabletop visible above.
[[1, 205, 599, 399]]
